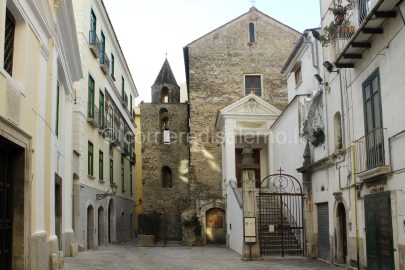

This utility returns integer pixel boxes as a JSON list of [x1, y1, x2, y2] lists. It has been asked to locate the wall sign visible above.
[[244, 217, 257, 243]]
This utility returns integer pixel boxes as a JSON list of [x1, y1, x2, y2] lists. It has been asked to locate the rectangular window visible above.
[[121, 166, 125, 192], [110, 54, 115, 79], [99, 91, 105, 127], [362, 69, 384, 168], [100, 31, 105, 63], [249, 22, 255, 43], [245, 75, 262, 96], [295, 65, 302, 86], [121, 76, 125, 100], [108, 105, 114, 129], [99, 150, 104, 180], [4, 9, 16, 75], [130, 167, 133, 195], [88, 74, 95, 118], [90, 9, 97, 32], [130, 94, 133, 113], [55, 83, 60, 136], [110, 159, 113, 184], [88, 141, 94, 176]]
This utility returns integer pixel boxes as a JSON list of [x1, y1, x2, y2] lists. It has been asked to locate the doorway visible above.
[[205, 208, 225, 244], [336, 203, 347, 264], [55, 174, 62, 251], [364, 192, 394, 270], [87, 205, 95, 249], [317, 203, 330, 261], [108, 199, 115, 243], [0, 136, 25, 270], [98, 207, 105, 246]]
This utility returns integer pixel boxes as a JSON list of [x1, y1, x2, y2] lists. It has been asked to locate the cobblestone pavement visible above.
[[65, 243, 340, 270]]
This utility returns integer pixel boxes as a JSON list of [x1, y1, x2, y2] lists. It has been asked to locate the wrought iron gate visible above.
[[258, 171, 304, 256], [0, 147, 12, 269]]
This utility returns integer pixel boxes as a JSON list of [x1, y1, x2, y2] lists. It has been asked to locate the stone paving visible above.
[[65, 242, 340, 270]]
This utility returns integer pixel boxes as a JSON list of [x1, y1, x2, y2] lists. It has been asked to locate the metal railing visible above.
[[89, 30, 100, 56], [355, 128, 387, 174], [87, 103, 100, 127], [100, 52, 110, 74]]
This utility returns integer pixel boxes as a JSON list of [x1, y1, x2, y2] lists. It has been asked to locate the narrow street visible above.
[[65, 243, 340, 270]]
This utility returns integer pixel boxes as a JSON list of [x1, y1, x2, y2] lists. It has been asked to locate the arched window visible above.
[[334, 112, 343, 151], [159, 108, 170, 144], [249, 22, 255, 43], [160, 87, 169, 103], [161, 166, 172, 188]]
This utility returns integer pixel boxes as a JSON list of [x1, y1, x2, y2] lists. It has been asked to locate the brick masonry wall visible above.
[[140, 103, 190, 239], [186, 9, 300, 199]]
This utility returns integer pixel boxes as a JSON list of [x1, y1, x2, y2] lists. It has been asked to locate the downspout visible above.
[[351, 144, 360, 270], [229, 180, 243, 209], [339, 71, 346, 148]]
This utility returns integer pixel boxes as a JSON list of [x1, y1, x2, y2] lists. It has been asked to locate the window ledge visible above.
[[99, 179, 105, 184], [88, 175, 96, 180], [358, 166, 390, 181]]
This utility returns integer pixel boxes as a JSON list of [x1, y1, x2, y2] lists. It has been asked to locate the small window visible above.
[[88, 141, 94, 176], [109, 159, 113, 185], [100, 31, 105, 63], [294, 65, 302, 86], [90, 9, 97, 32], [160, 87, 169, 103], [245, 75, 262, 96], [55, 83, 60, 136], [88, 74, 95, 118], [161, 166, 172, 188], [99, 91, 105, 127], [110, 54, 115, 79], [99, 150, 104, 180], [121, 166, 125, 192], [121, 76, 125, 99], [334, 112, 343, 151], [249, 22, 255, 43], [4, 9, 16, 75]]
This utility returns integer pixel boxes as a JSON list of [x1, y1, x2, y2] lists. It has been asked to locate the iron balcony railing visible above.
[[100, 52, 110, 75], [326, 0, 372, 59], [89, 30, 100, 57], [87, 103, 100, 128], [355, 128, 387, 174]]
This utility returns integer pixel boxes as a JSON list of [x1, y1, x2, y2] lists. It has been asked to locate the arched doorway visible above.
[[336, 203, 347, 264], [98, 207, 105, 246], [87, 205, 95, 249], [108, 199, 115, 244], [205, 208, 226, 244]]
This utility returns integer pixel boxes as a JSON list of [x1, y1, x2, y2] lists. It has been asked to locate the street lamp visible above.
[[96, 183, 118, 200]]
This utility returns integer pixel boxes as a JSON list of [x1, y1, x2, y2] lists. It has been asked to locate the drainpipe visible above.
[[351, 144, 360, 270], [338, 72, 347, 148]]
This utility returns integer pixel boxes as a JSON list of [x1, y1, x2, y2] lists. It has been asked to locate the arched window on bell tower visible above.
[[159, 108, 170, 144], [160, 87, 169, 103], [161, 166, 172, 188]]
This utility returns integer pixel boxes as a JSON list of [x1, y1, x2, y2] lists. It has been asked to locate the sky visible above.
[[103, 0, 321, 104]]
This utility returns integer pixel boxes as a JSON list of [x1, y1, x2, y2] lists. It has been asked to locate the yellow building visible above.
[[134, 106, 143, 231], [0, 1, 82, 269]]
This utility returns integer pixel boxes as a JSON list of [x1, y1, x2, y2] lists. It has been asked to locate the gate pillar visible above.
[[241, 143, 261, 260]]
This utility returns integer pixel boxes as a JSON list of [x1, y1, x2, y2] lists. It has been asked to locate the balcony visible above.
[[355, 128, 390, 180], [331, 0, 400, 68], [100, 52, 110, 75], [87, 104, 100, 128], [89, 31, 100, 58]]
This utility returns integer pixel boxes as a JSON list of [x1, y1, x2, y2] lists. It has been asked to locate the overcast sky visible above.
[[102, 0, 321, 104]]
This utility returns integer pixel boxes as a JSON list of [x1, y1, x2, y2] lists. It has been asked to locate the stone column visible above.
[[241, 143, 261, 260]]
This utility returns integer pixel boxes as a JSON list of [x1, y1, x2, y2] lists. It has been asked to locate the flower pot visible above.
[[335, 14, 345, 25]]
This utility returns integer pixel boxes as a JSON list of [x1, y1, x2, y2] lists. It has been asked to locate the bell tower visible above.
[[151, 59, 180, 103]]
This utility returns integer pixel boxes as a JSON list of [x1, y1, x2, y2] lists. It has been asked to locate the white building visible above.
[[71, 0, 138, 250], [279, 0, 405, 269]]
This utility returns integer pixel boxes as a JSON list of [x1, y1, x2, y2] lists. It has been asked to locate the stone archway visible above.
[[198, 199, 225, 245], [98, 206, 105, 246], [108, 199, 116, 244], [87, 205, 95, 249], [336, 202, 347, 264]]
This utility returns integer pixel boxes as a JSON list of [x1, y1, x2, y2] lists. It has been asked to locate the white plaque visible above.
[[269, 224, 275, 233], [244, 217, 257, 243]]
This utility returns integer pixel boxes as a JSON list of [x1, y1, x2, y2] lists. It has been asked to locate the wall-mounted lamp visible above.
[[323, 61, 339, 73], [314, 74, 323, 84], [135, 198, 142, 207], [96, 183, 118, 200]]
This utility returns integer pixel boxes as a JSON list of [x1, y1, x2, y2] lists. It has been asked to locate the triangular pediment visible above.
[[216, 94, 283, 131], [220, 94, 282, 115]]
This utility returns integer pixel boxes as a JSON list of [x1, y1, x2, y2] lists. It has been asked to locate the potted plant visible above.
[[328, 0, 355, 25]]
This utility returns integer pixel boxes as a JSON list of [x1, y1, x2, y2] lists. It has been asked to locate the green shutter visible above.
[[88, 141, 93, 176], [99, 151, 103, 180]]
